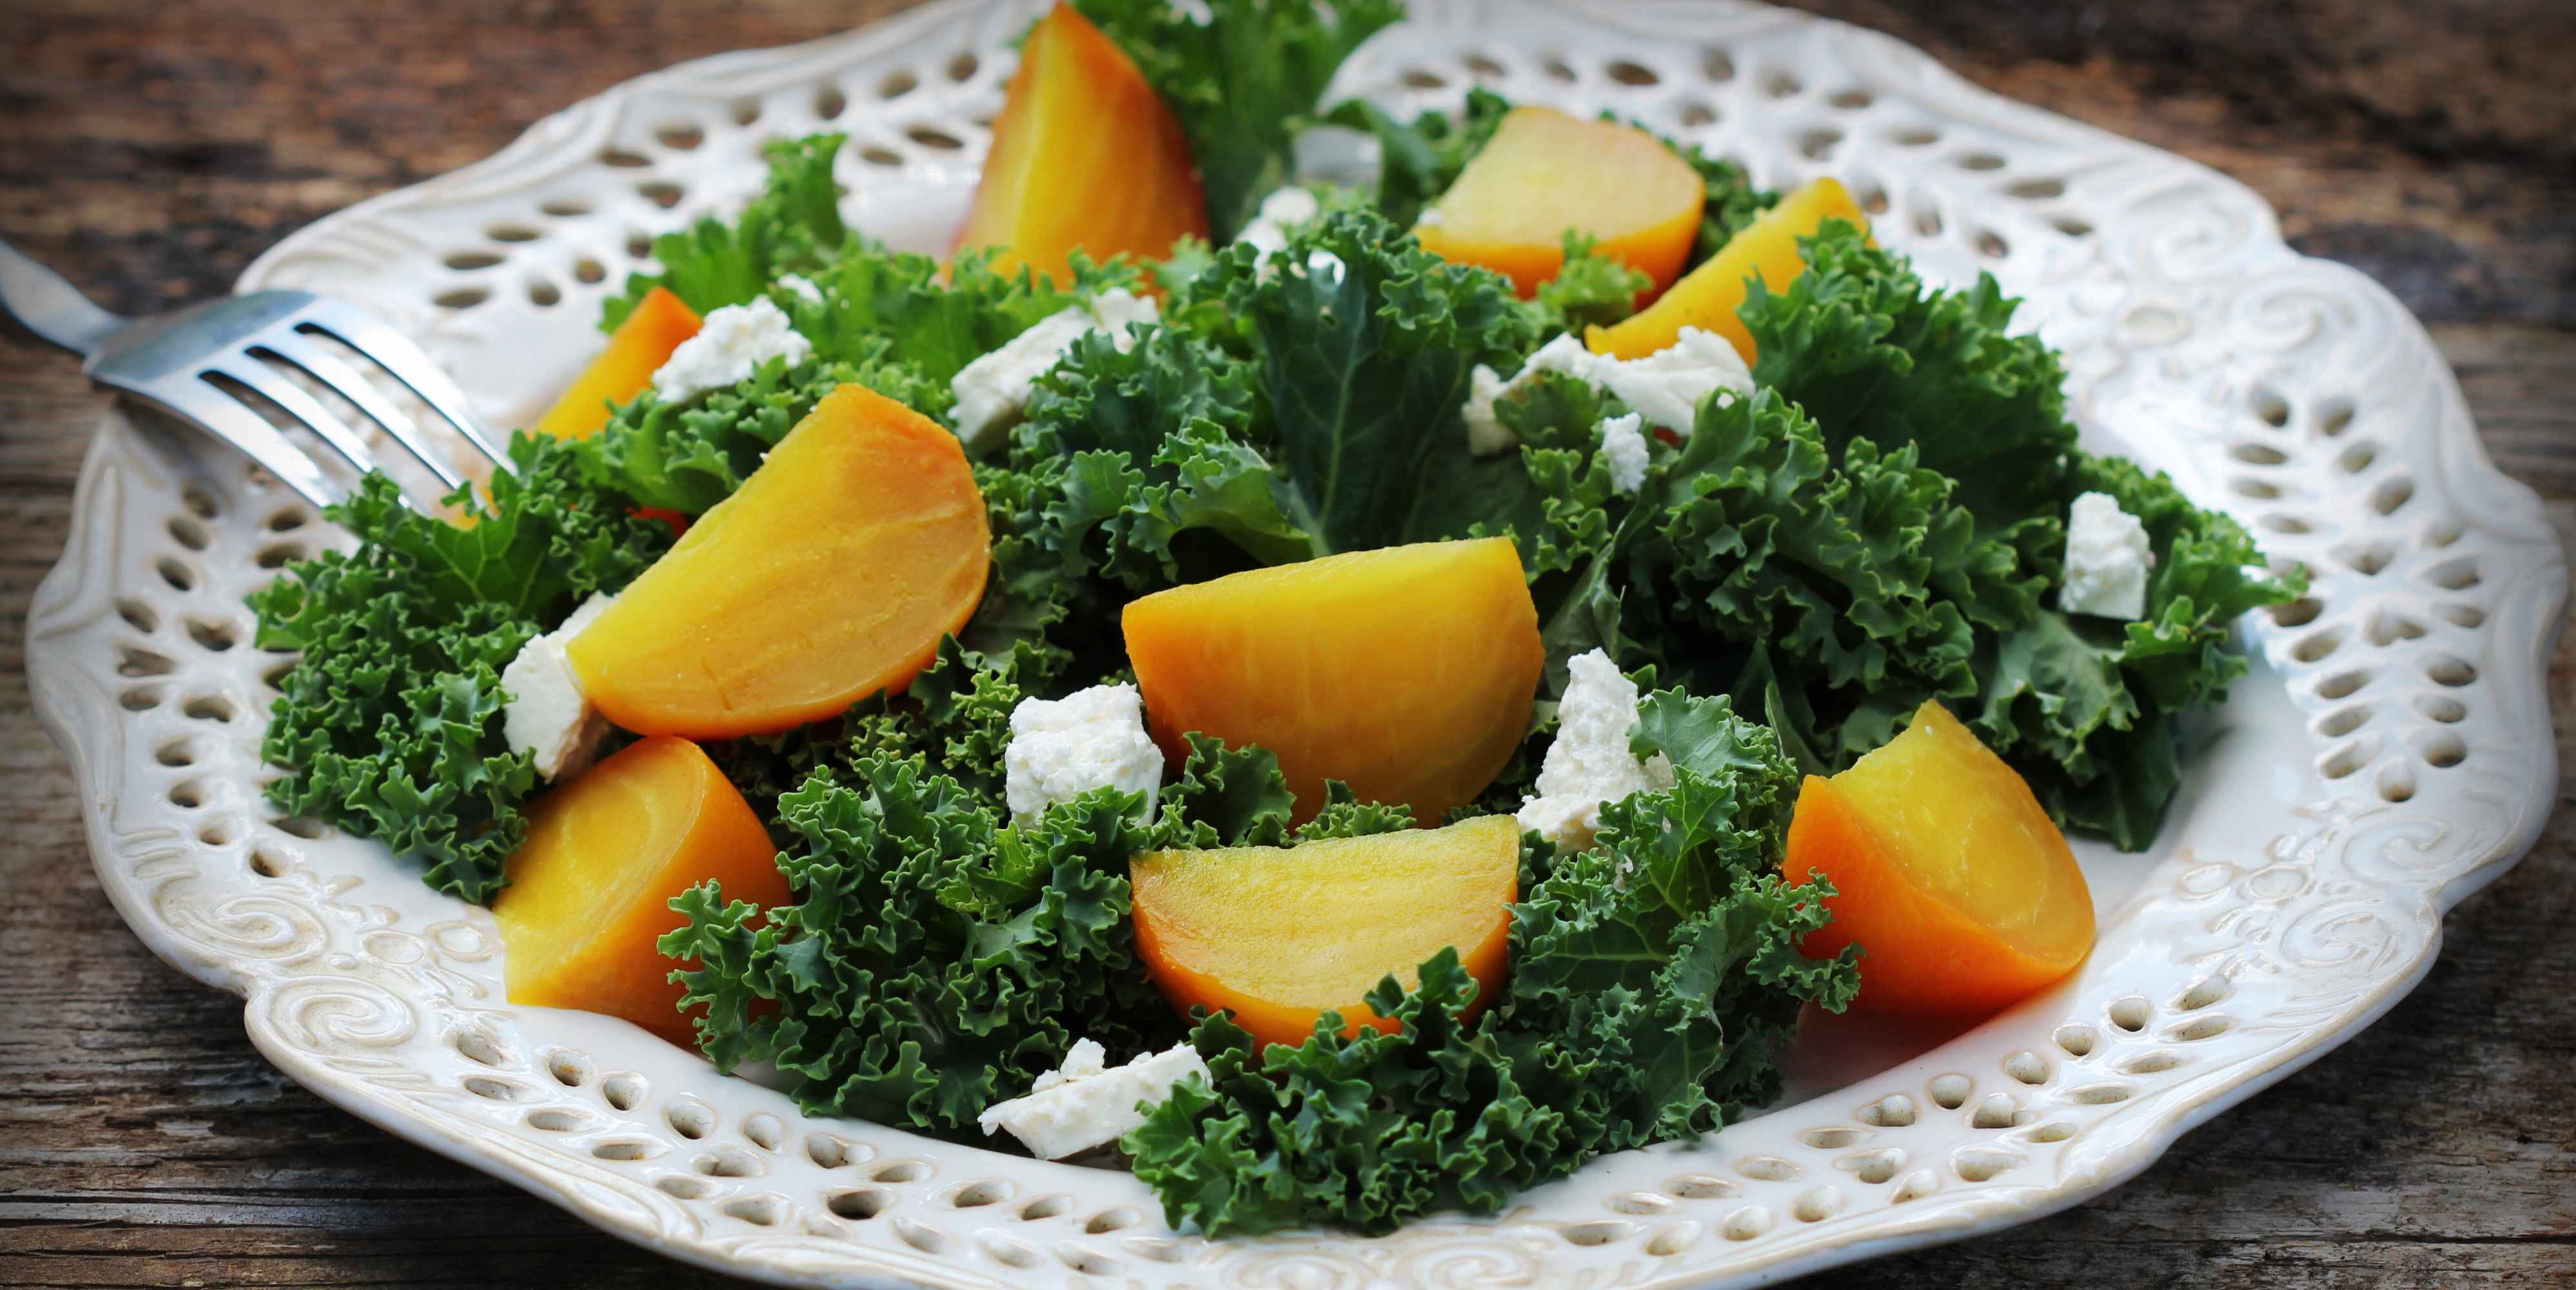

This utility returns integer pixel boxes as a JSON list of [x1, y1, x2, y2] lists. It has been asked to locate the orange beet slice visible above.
[[1415, 105, 1705, 301], [1587, 177, 1868, 362], [1121, 537, 1541, 824], [494, 735, 786, 1045], [533, 286, 701, 440], [1784, 701, 2095, 1015], [1131, 815, 1520, 1049], [951, 3, 1209, 286], [568, 384, 988, 739]]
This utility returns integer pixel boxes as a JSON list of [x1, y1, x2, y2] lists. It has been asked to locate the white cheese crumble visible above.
[[500, 593, 618, 781], [775, 273, 823, 304], [977, 1038, 1209, 1160], [1598, 412, 1650, 494], [2060, 490, 2154, 619], [1515, 648, 1676, 851], [1235, 185, 1323, 259], [1596, 326, 1754, 433], [1003, 682, 1167, 825], [649, 297, 813, 403], [948, 289, 1160, 452], [1461, 326, 1751, 455]]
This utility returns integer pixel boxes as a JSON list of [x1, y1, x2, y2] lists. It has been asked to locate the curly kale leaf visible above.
[[1075, 0, 1402, 241], [661, 755, 1166, 1124], [1180, 208, 1540, 553], [1533, 233, 1652, 333], [1125, 691, 1853, 1235], [566, 359, 874, 515], [797, 247, 1139, 401], [250, 437, 673, 901], [663, 737, 1313, 1127], [1734, 221, 2299, 844], [603, 133, 850, 328], [1743, 219, 2078, 560], [967, 210, 1572, 671]]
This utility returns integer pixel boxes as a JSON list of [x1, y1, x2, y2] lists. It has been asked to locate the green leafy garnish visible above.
[[250, 437, 674, 900], [602, 133, 850, 330], [1075, 0, 1403, 241]]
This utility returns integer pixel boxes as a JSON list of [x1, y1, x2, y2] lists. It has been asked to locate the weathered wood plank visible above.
[[1, 1, 2568, 1287]]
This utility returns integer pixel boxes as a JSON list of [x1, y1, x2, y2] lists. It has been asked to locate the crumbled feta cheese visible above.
[[977, 1038, 1209, 1160], [1235, 185, 1324, 259], [500, 594, 618, 781], [1593, 326, 1752, 433], [2061, 491, 2153, 619], [649, 297, 813, 403], [1416, 205, 1446, 228], [1004, 682, 1166, 824], [1598, 412, 1650, 494], [1461, 328, 1750, 455], [775, 273, 823, 304], [948, 290, 1160, 452], [1515, 648, 1676, 851]]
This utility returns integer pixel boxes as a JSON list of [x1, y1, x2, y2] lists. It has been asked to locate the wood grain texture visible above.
[[1, 1, 2569, 1287]]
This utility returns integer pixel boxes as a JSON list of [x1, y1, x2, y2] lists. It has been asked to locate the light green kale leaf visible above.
[[602, 133, 850, 329]]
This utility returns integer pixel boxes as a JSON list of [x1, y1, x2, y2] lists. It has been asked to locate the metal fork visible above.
[[1, 237, 513, 509]]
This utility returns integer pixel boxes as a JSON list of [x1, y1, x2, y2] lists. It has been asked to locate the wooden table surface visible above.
[[3, 2, 2570, 1286]]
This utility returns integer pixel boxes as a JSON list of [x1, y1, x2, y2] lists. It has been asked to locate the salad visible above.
[[248, 0, 2298, 1236]]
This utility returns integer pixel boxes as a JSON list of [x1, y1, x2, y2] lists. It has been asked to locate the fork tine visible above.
[[291, 300, 515, 472], [255, 334, 467, 493], [149, 378, 346, 510], [204, 356, 413, 508]]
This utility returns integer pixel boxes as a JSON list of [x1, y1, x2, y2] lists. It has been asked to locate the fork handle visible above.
[[0, 237, 131, 357]]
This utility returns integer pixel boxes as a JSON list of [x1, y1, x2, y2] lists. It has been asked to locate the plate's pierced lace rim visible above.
[[26, 1, 2562, 1287]]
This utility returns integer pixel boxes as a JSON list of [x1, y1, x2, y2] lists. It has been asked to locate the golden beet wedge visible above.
[[533, 286, 702, 440], [1131, 815, 1521, 1049], [1587, 176, 1869, 362], [951, 3, 1209, 286], [1121, 537, 1541, 824], [1414, 105, 1706, 301], [494, 735, 788, 1046], [1783, 700, 2095, 1015], [568, 384, 989, 739]]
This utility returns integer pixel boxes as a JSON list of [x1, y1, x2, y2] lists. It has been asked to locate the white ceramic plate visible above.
[[28, 2, 2566, 1286]]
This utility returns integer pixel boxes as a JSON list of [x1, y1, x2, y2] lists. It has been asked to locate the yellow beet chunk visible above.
[[1414, 106, 1706, 300], [568, 384, 989, 739], [1132, 815, 1521, 1050], [1586, 177, 1868, 362], [495, 735, 788, 1045], [533, 286, 702, 440], [951, 3, 1210, 286], [1122, 537, 1541, 824], [1784, 701, 2095, 1016]]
